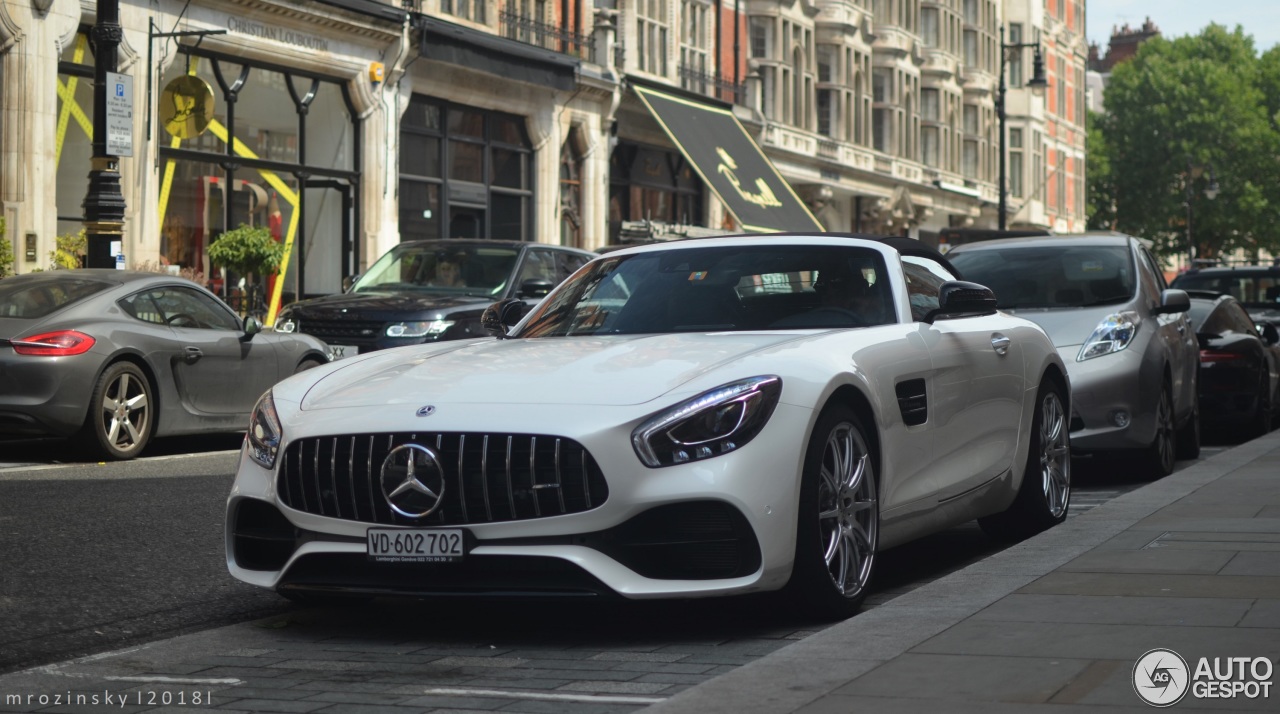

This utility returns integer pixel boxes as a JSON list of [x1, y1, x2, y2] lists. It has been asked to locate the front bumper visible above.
[[225, 401, 813, 600], [1061, 344, 1160, 453]]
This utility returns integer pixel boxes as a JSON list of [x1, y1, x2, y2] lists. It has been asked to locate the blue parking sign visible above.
[[115, 82, 124, 97]]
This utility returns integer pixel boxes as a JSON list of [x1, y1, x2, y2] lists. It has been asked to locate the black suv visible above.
[[274, 240, 595, 357], [1171, 262, 1280, 328]]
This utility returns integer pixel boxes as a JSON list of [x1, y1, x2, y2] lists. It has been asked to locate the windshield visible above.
[[949, 245, 1136, 309], [0, 278, 111, 319], [1171, 273, 1280, 307], [352, 243, 520, 298], [517, 245, 894, 337]]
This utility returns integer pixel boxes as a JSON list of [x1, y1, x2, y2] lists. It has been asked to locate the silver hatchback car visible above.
[[949, 233, 1199, 478]]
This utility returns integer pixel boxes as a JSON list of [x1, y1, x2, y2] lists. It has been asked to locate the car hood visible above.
[[1002, 307, 1120, 348], [286, 291, 494, 319], [299, 332, 808, 410]]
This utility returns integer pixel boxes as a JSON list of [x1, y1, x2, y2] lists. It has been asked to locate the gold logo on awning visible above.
[[716, 147, 782, 209]]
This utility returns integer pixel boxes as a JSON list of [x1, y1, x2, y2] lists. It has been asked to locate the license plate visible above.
[[328, 344, 359, 360], [367, 528, 465, 563]]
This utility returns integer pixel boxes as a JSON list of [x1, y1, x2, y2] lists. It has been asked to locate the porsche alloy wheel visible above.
[[788, 405, 879, 620], [79, 362, 153, 460]]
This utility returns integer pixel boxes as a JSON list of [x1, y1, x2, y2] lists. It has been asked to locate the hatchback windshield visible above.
[[949, 245, 1136, 309], [0, 278, 111, 319], [517, 245, 893, 337], [352, 243, 520, 298]]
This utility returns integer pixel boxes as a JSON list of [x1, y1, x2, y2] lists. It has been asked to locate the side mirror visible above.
[[481, 298, 524, 339], [342, 274, 361, 293], [1154, 288, 1191, 315], [517, 278, 555, 299], [925, 281, 998, 323], [1261, 322, 1280, 346], [242, 315, 262, 340]]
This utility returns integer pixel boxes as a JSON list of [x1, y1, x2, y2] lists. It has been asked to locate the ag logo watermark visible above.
[[1133, 649, 1189, 707], [1134, 649, 1274, 707]]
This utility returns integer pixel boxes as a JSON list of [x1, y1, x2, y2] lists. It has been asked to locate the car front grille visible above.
[[277, 433, 609, 526], [297, 319, 385, 345]]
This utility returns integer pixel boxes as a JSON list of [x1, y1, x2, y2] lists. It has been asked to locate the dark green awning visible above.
[[635, 86, 823, 232]]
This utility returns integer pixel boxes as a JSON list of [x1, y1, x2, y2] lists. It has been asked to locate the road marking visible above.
[[0, 451, 239, 480], [104, 676, 243, 685], [417, 687, 667, 704]]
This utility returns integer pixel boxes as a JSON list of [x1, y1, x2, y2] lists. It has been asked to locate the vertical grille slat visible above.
[[277, 432, 607, 526]]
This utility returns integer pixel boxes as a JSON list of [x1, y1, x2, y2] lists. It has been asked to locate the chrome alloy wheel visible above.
[[817, 421, 878, 599], [1038, 391, 1071, 519], [100, 371, 150, 453], [1153, 388, 1175, 473]]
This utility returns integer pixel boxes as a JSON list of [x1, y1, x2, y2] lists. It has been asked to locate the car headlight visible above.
[[274, 315, 297, 333], [246, 391, 283, 469], [1078, 311, 1139, 361], [386, 320, 454, 338], [632, 376, 782, 468]]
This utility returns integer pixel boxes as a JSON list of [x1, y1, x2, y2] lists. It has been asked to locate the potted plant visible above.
[[207, 224, 285, 315]]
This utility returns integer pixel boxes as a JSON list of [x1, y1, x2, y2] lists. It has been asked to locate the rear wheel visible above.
[[294, 358, 325, 374], [980, 380, 1071, 541], [1140, 383, 1176, 480], [76, 362, 153, 460], [784, 405, 878, 621]]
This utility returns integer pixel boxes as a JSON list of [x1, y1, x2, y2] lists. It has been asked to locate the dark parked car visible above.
[[273, 240, 594, 357], [0, 270, 330, 459], [1172, 262, 1280, 328], [1186, 292, 1280, 438]]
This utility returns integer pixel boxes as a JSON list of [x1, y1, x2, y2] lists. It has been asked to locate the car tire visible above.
[[979, 380, 1071, 542], [76, 361, 154, 461], [1175, 390, 1201, 461], [1140, 383, 1176, 480], [294, 358, 325, 374], [784, 404, 878, 621]]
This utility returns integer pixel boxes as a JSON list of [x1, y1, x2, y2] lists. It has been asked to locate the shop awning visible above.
[[417, 16, 579, 92], [634, 86, 823, 233]]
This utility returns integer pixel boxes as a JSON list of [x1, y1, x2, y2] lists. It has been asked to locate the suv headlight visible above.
[[274, 315, 297, 333], [386, 320, 454, 338], [1078, 311, 1139, 361], [246, 391, 283, 469], [632, 376, 782, 468]]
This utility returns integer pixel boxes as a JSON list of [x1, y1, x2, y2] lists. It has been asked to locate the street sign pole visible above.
[[82, 0, 129, 269]]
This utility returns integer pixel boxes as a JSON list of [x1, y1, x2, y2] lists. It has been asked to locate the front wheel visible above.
[[979, 381, 1071, 541], [1175, 390, 1201, 461], [784, 405, 878, 621], [1140, 383, 1176, 480], [76, 361, 154, 460]]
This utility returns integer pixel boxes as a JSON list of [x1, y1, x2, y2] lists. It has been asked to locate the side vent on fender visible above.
[[895, 379, 928, 426]]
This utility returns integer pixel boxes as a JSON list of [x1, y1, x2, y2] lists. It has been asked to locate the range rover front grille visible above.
[[298, 319, 384, 344], [277, 433, 609, 526]]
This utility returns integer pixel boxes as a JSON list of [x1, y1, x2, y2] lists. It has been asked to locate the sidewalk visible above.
[[649, 429, 1280, 713]]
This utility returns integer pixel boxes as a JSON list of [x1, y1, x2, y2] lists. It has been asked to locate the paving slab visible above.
[[969, 593, 1254, 627]]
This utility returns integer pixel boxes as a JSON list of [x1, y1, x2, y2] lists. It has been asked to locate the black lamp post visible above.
[[82, 0, 127, 269], [996, 26, 1047, 232], [1184, 160, 1220, 269]]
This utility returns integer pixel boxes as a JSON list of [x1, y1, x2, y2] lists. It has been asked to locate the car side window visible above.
[[1139, 248, 1167, 295], [555, 251, 590, 282], [124, 287, 239, 331], [1225, 303, 1259, 335], [901, 256, 953, 321], [516, 249, 558, 287]]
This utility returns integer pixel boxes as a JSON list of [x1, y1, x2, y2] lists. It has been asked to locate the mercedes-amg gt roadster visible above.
[[226, 234, 1071, 619]]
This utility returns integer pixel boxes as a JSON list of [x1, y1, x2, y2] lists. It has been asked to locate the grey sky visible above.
[[1088, 0, 1280, 53]]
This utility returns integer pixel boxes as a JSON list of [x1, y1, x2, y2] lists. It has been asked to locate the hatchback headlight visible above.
[[246, 391, 283, 469], [632, 376, 782, 468], [386, 320, 454, 338], [274, 315, 297, 333], [1078, 311, 1139, 361]]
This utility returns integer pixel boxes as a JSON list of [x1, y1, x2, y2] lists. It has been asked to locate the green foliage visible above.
[[0, 217, 13, 278], [50, 229, 87, 270], [1098, 24, 1280, 264], [206, 224, 284, 282]]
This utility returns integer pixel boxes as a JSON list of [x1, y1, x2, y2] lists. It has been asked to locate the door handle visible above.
[[183, 346, 203, 364], [991, 334, 1011, 356]]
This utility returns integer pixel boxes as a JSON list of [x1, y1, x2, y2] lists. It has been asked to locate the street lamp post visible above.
[[1183, 160, 1220, 269], [996, 26, 1047, 232], [82, 0, 128, 269]]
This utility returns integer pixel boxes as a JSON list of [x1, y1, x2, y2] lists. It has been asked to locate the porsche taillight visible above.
[[10, 330, 96, 356]]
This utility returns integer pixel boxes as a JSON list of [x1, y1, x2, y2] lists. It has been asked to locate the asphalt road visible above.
[[0, 430, 1233, 686]]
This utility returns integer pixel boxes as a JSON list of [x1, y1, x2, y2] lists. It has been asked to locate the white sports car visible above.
[[226, 235, 1070, 619]]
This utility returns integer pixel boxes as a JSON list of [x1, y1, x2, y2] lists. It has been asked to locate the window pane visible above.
[[404, 99, 441, 131], [448, 140, 484, 182], [490, 193, 526, 241], [449, 108, 485, 139], [491, 147, 526, 188], [308, 81, 353, 172], [398, 180, 440, 240], [400, 133, 441, 177]]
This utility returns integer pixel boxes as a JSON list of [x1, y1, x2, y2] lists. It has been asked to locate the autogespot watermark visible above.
[[1133, 649, 1274, 707]]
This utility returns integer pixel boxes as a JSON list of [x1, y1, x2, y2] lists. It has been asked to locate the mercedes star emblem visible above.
[[416, 405, 436, 417], [380, 443, 447, 518]]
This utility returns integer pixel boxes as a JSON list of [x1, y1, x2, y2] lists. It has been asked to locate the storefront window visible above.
[[608, 142, 702, 242]]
